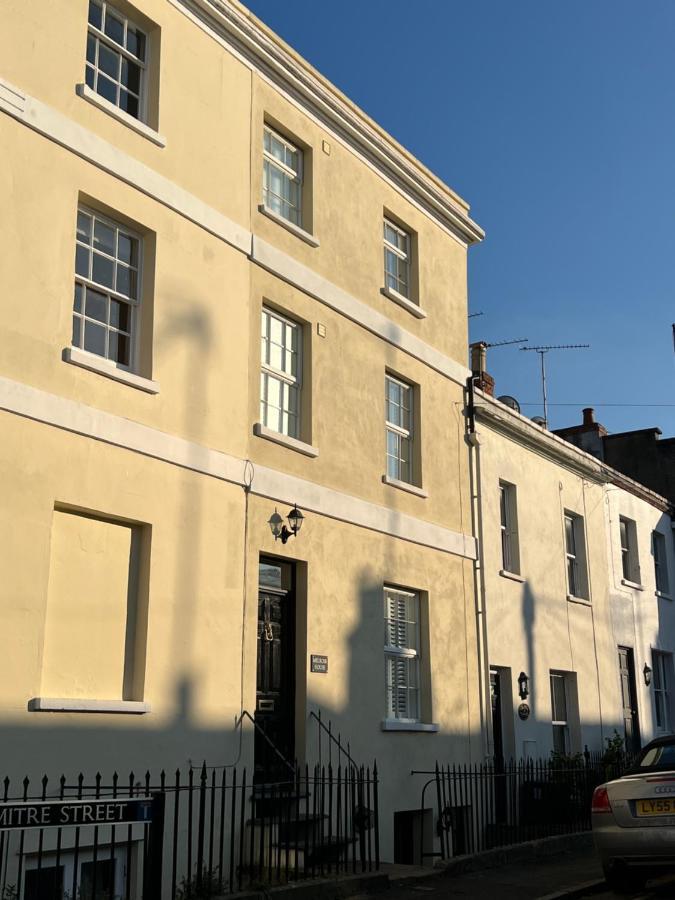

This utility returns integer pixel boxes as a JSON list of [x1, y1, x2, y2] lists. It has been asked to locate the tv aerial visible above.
[[521, 344, 590, 428]]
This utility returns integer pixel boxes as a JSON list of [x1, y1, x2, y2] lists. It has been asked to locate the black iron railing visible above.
[[0, 762, 379, 899], [415, 751, 630, 862]]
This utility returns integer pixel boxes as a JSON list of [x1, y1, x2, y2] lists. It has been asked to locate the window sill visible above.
[[567, 594, 591, 606], [254, 422, 319, 458], [64, 348, 160, 394], [380, 286, 427, 319], [381, 720, 439, 733], [258, 204, 320, 247], [28, 698, 150, 714], [621, 578, 644, 591], [76, 83, 166, 147], [382, 475, 428, 498], [499, 569, 524, 583], [656, 590, 673, 601]]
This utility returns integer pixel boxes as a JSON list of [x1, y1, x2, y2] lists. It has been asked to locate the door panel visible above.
[[255, 560, 295, 782], [618, 647, 641, 755]]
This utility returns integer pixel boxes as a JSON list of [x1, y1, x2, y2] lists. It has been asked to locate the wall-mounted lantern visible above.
[[268, 504, 305, 544], [643, 663, 653, 687], [518, 671, 529, 701]]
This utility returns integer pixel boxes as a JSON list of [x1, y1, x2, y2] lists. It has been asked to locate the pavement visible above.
[[373, 844, 604, 899]]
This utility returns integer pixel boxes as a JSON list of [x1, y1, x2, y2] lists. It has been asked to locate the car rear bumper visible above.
[[594, 820, 675, 868]]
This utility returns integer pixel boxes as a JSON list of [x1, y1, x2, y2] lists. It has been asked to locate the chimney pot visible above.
[[583, 407, 595, 426]]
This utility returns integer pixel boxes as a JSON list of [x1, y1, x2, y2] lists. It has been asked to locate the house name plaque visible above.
[[310, 654, 328, 673]]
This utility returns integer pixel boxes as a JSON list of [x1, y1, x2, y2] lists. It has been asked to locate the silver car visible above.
[[592, 735, 675, 892]]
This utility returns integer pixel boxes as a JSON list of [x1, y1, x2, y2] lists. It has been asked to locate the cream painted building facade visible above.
[[0, 0, 486, 861], [471, 387, 675, 763]]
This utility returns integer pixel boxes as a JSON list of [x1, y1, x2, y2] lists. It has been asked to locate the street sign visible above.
[[0, 797, 154, 831]]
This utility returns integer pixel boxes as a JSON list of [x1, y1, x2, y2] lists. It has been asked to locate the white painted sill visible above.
[[64, 348, 160, 394], [380, 286, 427, 319], [621, 578, 645, 591], [382, 475, 428, 498], [567, 594, 591, 606], [656, 590, 673, 601], [76, 83, 166, 147], [28, 698, 150, 714], [381, 720, 439, 733], [499, 569, 525, 583], [258, 205, 320, 247], [254, 422, 319, 458]]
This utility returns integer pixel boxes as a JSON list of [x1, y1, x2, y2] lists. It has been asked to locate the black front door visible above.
[[255, 559, 295, 782], [490, 669, 507, 822], [618, 646, 641, 755]]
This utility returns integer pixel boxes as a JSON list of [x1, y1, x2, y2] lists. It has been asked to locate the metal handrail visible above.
[[235, 710, 295, 776], [309, 709, 359, 769]]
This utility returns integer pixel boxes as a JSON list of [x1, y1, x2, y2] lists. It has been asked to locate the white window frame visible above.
[[385, 374, 414, 485], [550, 672, 570, 754], [653, 651, 671, 732], [383, 218, 411, 299], [564, 512, 588, 599], [73, 206, 142, 372], [620, 516, 640, 584], [653, 530, 670, 595], [263, 126, 303, 227], [499, 481, 520, 575], [260, 306, 302, 439], [86, 0, 148, 122], [384, 586, 420, 723]]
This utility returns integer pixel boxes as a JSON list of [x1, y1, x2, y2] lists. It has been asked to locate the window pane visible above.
[[121, 58, 141, 94], [74, 283, 83, 313], [92, 252, 115, 288], [88, 1, 103, 30], [77, 211, 92, 243], [108, 331, 130, 365], [120, 89, 139, 119], [85, 287, 107, 323], [117, 233, 137, 266], [126, 27, 146, 61], [83, 320, 107, 357], [98, 42, 120, 80], [86, 32, 97, 64], [86, 65, 96, 89], [93, 220, 115, 255], [72, 316, 81, 347], [97, 73, 118, 105], [104, 12, 125, 47], [551, 675, 567, 721], [116, 264, 137, 298], [110, 299, 131, 332], [75, 245, 90, 278]]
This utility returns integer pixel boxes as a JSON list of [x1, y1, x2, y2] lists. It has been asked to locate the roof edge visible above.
[[179, 0, 485, 245]]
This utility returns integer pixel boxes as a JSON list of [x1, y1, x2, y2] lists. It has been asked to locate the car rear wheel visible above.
[[602, 862, 648, 894]]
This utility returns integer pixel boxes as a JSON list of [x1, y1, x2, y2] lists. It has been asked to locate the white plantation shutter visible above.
[[384, 587, 420, 721]]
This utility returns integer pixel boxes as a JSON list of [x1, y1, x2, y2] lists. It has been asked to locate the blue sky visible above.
[[245, 0, 675, 435]]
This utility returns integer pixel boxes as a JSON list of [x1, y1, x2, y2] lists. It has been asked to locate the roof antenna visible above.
[[468, 311, 484, 319], [521, 344, 590, 428], [484, 337, 529, 349]]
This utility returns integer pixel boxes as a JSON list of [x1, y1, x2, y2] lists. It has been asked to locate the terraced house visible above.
[[0, 0, 486, 880]]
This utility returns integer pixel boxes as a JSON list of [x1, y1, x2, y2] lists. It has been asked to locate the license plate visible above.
[[636, 798, 675, 816]]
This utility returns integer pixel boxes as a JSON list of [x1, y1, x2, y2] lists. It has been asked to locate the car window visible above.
[[632, 741, 675, 772]]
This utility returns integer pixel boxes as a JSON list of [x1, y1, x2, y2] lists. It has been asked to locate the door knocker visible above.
[[263, 621, 274, 642]]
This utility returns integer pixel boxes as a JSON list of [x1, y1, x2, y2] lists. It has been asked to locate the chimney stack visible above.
[[583, 407, 595, 426], [470, 341, 495, 396]]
